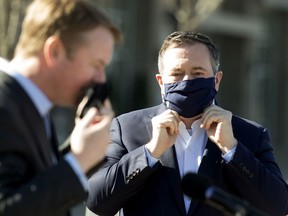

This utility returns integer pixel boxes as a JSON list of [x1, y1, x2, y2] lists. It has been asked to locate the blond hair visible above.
[[15, 0, 122, 57]]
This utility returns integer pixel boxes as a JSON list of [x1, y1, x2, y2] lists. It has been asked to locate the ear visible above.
[[43, 36, 66, 67], [155, 73, 163, 85], [155, 74, 163, 89], [155, 73, 165, 95], [214, 71, 223, 91]]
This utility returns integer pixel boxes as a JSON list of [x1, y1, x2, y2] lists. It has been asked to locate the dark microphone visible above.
[[181, 173, 269, 216]]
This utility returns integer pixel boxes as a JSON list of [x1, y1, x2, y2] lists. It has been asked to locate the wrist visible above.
[[145, 142, 161, 159], [221, 138, 238, 154]]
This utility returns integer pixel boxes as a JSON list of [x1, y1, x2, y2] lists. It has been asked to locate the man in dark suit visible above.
[[87, 31, 288, 216], [0, 0, 121, 215]]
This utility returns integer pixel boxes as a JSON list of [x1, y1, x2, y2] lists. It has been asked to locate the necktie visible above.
[[43, 114, 59, 163]]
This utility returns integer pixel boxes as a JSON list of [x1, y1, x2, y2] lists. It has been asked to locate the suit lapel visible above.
[[28, 110, 54, 166], [145, 104, 166, 139], [49, 116, 60, 160], [144, 104, 186, 215], [2, 73, 54, 166], [160, 147, 186, 216], [198, 139, 222, 177], [187, 139, 222, 215]]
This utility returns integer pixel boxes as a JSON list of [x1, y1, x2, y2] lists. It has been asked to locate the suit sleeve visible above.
[[225, 127, 288, 216], [0, 108, 87, 216], [0, 159, 87, 216], [86, 117, 158, 216]]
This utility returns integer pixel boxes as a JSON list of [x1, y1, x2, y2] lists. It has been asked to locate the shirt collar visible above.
[[178, 118, 203, 142], [0, 57, 53, 116]]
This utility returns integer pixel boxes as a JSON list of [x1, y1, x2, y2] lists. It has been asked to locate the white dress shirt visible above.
[[175, 120, 207, 212], [145, 117, 237, 214]]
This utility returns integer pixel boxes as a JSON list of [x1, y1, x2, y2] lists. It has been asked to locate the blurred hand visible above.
[[145, 109, 180, 159], [70, 99, 114, 173], [200, 105, 237, 153]]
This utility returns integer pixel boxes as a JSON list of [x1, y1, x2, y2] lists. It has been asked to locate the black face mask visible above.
[[163, 77, 217, 118]]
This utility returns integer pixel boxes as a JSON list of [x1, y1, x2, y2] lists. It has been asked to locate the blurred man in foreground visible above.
[[0, 0, 121, 215]]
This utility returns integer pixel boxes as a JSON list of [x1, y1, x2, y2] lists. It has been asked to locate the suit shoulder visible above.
[[232, 115, 265, 130], [117, 105, 163, 120], [232, 115, 271, 148]]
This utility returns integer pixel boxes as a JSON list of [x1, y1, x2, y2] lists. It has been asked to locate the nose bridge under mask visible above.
[[164, 77, 216, 97], [163, 77, 217, 118]]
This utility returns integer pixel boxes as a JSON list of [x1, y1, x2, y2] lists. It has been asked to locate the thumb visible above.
[[80, 107, 99, 127]]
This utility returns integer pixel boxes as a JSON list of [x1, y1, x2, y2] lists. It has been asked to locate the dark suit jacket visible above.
[[87, 104, 288, 216], [0, 72, 87, 216]]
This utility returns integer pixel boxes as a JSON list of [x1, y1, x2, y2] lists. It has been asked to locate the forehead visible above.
[[74, 26, 115, 63], [161, 43, 212, 67], [163, 42, 209, 56], [81, 26, 114, 47]]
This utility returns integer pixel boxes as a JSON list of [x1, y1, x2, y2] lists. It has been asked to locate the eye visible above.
[[194, 72, 203, 76], [168, 72, 184, 81], [192, 71, 206, 78], [173, 73, 181, 77], [170, 71, 183, 77]]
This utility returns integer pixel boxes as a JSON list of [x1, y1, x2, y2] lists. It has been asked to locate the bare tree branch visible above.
[[0, 0, 27, 59], [163, 0, 224, 30]]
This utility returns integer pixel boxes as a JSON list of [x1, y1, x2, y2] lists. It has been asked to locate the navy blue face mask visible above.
[[163, 77, 217, 118]]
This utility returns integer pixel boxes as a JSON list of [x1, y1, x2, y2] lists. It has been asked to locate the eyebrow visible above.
[[191, 66, 207, 71], [170, 66, 207, 72], [170, 67, 183, 72]]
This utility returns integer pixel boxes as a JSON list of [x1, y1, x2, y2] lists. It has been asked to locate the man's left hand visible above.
[[200, 105, 237, 154]]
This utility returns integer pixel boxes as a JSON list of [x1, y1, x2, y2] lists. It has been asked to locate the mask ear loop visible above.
[[161, 84, 167, 103], [161, 93, 165, 103], [162, 83, 172, 108], [165, 101, 170, 109]]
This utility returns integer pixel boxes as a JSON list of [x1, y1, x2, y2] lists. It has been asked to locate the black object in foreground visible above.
[[79, 83, 109, 118], [181, 173, 269, 216], [60, 83, 109, 155]]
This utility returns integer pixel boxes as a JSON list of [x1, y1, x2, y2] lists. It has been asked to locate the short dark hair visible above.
[[158, 31, 220, 74]]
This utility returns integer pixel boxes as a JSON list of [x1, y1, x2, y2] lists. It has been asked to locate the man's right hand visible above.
[[70, 99, 114, 173], [145, 109, 180, 159]]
